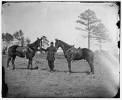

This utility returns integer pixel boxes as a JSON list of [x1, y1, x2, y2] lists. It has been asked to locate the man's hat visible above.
[[50, 42, 54, 44]]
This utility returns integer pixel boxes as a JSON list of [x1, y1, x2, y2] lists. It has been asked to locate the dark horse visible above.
[[55, 39, 94, 74], [7, 38, 42, 70]]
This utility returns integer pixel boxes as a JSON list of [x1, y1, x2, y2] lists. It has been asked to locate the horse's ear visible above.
[[37, 37, 39, 40], [55, 38, 58, 41]]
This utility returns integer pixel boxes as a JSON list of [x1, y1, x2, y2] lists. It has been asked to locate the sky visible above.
[[2, 2, 119, 54]]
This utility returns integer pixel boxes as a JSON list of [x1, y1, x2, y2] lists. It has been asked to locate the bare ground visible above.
[[2, 53, 119, 98]]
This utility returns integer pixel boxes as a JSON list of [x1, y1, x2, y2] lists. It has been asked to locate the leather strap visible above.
[[26, 46, 34, 52]]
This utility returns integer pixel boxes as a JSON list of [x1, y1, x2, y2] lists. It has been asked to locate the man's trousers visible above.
[[48, 61, 54, 71]]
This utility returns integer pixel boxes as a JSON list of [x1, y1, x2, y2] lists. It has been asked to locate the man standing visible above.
[[41, 42, 57, 71]]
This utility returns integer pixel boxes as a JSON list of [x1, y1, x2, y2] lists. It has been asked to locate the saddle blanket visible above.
[[16, 46, 26, 52]]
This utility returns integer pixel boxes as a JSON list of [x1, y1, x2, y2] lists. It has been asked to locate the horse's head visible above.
[[37, 37, 42, 49], [55, 38, 73, 53], [55, 38, 61, 50]]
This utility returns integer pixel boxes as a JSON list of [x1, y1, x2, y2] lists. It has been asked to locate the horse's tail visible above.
[[8, 45, 19, 56], [88, 49, 94, 63], [92, 51, 94, 63]]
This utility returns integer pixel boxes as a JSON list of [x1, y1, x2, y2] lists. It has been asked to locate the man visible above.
[[41, 42, 57, 71]]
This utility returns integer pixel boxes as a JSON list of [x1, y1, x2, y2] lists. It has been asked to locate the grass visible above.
[[2, 51, 120, 98]]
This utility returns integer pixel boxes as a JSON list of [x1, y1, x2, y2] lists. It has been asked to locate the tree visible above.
[[2, 33, 6, 41], [25, 37, 31, 45], [2, 33, 13, 44], [13, 30, 25, 46], [92, 23, 111, 50], [2, 33, 14, 52], [21, 36, 25, 46], [4, 33, 14, 43], [13, 30, 24, 40], [76, 9, 101, 49], [41, 36, 49, 48]]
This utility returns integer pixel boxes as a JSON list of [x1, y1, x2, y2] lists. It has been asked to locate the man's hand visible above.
[[40, 48, 45, 51]]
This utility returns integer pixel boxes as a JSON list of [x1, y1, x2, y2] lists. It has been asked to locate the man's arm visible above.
[[41, 47, 49, 52], [54, 47, 57, 53]]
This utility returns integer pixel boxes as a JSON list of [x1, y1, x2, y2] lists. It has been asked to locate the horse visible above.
[[7, 37, 42, 70], [55, 39, 94, 74]]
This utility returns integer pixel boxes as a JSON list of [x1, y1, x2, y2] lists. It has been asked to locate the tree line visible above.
[[2, 30, 31, 48], [76, 9, 111, 50]]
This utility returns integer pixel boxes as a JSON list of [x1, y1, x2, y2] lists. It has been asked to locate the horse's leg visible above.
[[27, 59, 30, 69], [12, 55, 16, 70], [67, 59, 71, 73], [86, 58, 94, 78], [89, 62, 94, 74], [28, 58, 33, 70], [7, 56, 11, 69], [30, 59, 33, 70]]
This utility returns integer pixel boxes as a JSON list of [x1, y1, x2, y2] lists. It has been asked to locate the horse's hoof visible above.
[[87, 72, 91, 75], [67, 72, 71, 74], [90, 74, 95, 79], [13, 68, 16, 70], [92, 76, 95, 79], [89, 72, 94, 75], [50, 70, 54, 72], [30, 68, 32, 70], [93, 75, 95, 79], [35, 66, 38, 69], [50, 70, 54, 73]]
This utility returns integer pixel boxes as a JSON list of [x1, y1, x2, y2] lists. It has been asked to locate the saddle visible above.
[[68, 47, 83, 61], [16, 46, 27, 58], [16, 46, 27, 53]]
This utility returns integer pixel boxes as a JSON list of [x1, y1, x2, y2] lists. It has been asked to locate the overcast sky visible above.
[[2, 2, 119, 54]]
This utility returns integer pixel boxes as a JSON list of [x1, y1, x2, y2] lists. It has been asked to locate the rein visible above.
[[65, 46, 74, 53], [26, 45, 34, 52]]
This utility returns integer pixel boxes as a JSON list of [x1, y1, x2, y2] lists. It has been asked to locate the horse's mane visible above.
[[59, 40, 72, 47], [29, 39, 38, 47], [27, 39, 40, 52]]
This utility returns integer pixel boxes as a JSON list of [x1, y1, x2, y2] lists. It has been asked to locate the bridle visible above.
[[56, 40, 74, 54], [26, 39, 41, 52]]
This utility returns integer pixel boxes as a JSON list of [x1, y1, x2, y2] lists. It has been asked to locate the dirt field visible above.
[[2, 52, 119, 98]]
